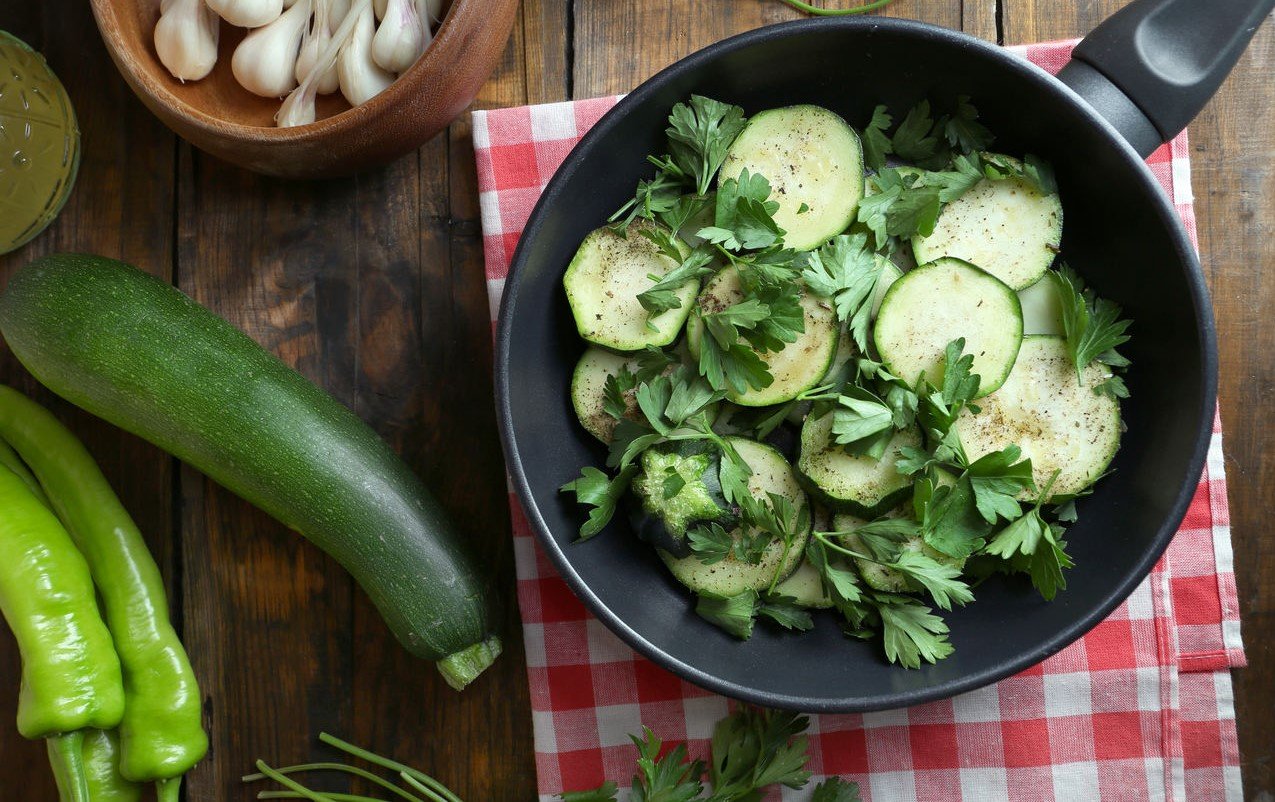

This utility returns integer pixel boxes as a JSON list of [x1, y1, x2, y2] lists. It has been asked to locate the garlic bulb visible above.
[[295, 0, 340, 94], [338, 1, 394, 106], [206, 0, 284, 28], [154, 0, 220, 81], [371, 0, 427, 73], [232, 0, 312, 98], [278, 0, 369, 126]]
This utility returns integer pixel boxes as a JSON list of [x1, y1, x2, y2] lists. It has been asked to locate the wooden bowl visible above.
[[90, 0, 519, 178]]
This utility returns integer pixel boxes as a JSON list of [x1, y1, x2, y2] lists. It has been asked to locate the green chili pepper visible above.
[[0, 386, 207, 802], [49, 729, 144, 802], [0, 435, 49, 505], [0, 462, 125, 802]]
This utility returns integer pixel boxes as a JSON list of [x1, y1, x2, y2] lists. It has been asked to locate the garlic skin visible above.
[[338, 1, 394, 106], [154, 0, 220, 81], [206, 0, 285, 28], [371, 0, 427, 74], [295, 0, 340, 94], [232, 0, 312, 98]]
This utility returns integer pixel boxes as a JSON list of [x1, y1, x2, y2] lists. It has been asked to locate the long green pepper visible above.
[[0, 462, 125, 802], [49, 728, 144, 802], [0, 386, 207, 802]]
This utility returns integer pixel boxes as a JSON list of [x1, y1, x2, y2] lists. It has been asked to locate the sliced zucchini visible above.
[[771, 558, 833, 609], [911, 154, 1063, 290], [1018, 272, 1064, 335], [871, 258, 903, 318], [563, 220, 696, 351], [873, 257, 1023, 397], [718, 105, 865, 251], [571, 347, 641, 443], [833, 511, 964, 593], [952, 335, 1121, 497], [686, 267, 838, 407], [631, 442, 737, 557], [660, 438, 809, 597], [797, 412, 919, 517]]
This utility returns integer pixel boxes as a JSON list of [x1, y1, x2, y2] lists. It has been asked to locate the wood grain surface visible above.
[[0, 0, 1270, 798]]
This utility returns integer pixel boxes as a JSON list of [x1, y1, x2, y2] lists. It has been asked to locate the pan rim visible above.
[[494, 15, 1218, 712]]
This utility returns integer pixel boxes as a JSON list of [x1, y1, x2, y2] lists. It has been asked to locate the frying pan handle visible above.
[[1058, 0, 1275, 157]]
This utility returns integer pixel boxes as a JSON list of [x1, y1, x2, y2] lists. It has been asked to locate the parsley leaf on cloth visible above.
[[811, 778, 864, 802], [708, 708, 812, 799]]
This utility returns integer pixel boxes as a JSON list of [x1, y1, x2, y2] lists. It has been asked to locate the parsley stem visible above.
[[317, 735, 463, 802], [773, 0, 898, 15], [249, 763, 339, 802], [813, 531, 878, 562], [257, 794, 392, 802], [241, 763, 426, 802]]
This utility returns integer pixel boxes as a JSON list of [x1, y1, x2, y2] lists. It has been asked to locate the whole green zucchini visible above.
[[0, 254, 500, 689]]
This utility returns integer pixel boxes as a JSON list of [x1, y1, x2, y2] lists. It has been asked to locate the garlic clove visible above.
[[279, 0, 368, 126], [296, 0, 340, 93], [206, 0, 286, 28], [373, 0, 388, 20], [231, 0, 312, 98], [155, 0, 220, 81], [371, 0, 427, 74], [328, 0, 353, 32], [338, 0, 394, 106], [417, 0, 442, 26]]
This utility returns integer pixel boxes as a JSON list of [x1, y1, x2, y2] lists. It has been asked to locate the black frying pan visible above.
[[496, 0, 1272, 711]]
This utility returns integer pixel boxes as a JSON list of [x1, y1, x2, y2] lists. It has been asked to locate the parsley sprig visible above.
[[560, 707, 860, 802], [1052, 265, 1133, 396]]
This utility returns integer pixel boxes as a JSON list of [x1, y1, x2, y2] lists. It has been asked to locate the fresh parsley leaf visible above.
[[806, 537, 865, 607], [801, 233, 881, 351], [811, 778, 863, 802], [855, 184, 898, 252], [757, 594, 815, 631], [942, 95, 994, 154], [603, 367, 638, 421], [965, 445, 1035, 524], [796, 202, 810, 214], [708, 708, 812, 799], [921, 474, 993, 559], [697, 590, 759, 639], [560, 783, 619, 802], [981, 152, 1058, 195], [831, 388, 896, 457], [861, 105, 894, 172], [607, 418, 666, 470], [636, 346, 679, 381], [1054, 498, 1079, 523], [666, 95, 748, 197], [630, 728, 706, 802], [919, 152, 985, 203], [891, 100, 940, 163], [700, 169, 785, 251], [560, 465, 639, 541], [638, 249, 715, 317], [876, 594, 954, 668], [982, 471, 1074, 600], [885, 184, 942, 239], [688, 522, 735, 565], [696, 272, 805, 395], [888, 550, 974, 611], [611, 169, 684, 230], [1052, 266, 1133, 382], [660, 193, 713, 238]]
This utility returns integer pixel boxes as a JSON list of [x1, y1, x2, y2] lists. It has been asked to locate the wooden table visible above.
[[0, 1, 1270, 799]]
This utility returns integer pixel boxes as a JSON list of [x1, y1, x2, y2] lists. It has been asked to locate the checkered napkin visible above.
[[473, 39, 1246, 802]]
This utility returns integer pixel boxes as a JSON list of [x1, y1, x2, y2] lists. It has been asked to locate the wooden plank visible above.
[[572, 0, 964, 99], [0, 3, 177, 798], [1189, 26, 1275, 797]]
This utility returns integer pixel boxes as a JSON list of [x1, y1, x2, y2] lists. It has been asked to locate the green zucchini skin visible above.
[[0, 255, 498, 687]]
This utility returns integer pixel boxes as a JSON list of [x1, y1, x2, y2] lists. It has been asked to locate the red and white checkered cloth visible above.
[[473, 39, 1246, 802]]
